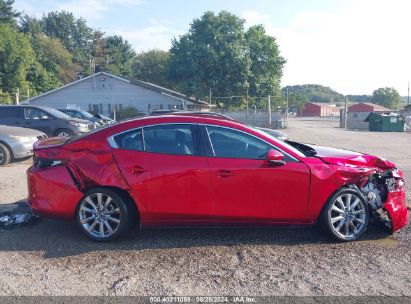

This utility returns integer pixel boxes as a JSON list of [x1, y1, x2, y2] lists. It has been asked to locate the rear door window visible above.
[[0, 107, 20, 118], [143, 124, 195, 156], [114, 129, 144, 151]]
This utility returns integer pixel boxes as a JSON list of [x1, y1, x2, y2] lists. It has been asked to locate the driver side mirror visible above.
[[266, 149, 285, 166], [40, 115, 49, 120]]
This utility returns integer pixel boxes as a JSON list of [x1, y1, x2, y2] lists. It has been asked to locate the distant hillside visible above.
[[282, 84, 345, 104]]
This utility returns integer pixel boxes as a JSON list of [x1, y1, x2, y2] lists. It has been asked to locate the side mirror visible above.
[[40, 115, 49, 120], [266, 149, 285, 166]]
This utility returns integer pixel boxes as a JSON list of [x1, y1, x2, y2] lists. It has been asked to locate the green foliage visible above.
[[40, 11, 93, 70], [116, 106, 144, 121], [282, 84, 345, 103], [346, 95, 372, 103], [0, 0, 19, 27], [245, 25, 285, 98], [103, 36, 135, 76], [0, 24, 35, 99], [372, 87, 401, 110], [169, 11, 251, 101], [131, 49, 172, 88], [0, 88, 12, 104]]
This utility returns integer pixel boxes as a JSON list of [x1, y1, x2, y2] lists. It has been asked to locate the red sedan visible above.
[[27, 115, 408, 241]]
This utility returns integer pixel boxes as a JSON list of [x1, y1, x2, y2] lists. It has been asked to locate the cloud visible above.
[[54, 0, 145, 20], [107, 20, 183, 52], [241, 10, 270, 26], [242, 1, 411, 95]]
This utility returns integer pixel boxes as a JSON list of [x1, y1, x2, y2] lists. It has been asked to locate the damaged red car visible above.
[[27, 115, 408, 242]]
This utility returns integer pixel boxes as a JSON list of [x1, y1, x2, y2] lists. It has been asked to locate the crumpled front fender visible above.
[[384, 190, 409, 233]]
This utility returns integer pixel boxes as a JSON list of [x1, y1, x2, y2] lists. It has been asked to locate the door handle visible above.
[[217, 170, 234, 177], [128, 166, 147, 175]]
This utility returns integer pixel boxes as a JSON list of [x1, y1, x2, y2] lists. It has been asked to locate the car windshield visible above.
[[42, 107, 72, 119], [77, 110, 94, 118], [251, 127, 306, 157]]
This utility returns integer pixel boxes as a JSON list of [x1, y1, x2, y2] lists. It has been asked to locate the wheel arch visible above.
[[0, 140, 14, 160], [74, 185, 140, 225]]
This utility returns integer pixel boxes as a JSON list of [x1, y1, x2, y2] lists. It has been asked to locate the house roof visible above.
[[349, 102, 392, 112], [27, 72, 208, 106], [305, 102, 341, 109]]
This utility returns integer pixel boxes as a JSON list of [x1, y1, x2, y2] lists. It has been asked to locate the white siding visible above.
[[28, 73, 190, 115]]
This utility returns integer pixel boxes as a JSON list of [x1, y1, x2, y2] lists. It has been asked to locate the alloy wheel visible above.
[[58, 131, 71, 137], [78, 193, 121, 239], [0, 149, 4, 164], [329, 192, 366, 240]]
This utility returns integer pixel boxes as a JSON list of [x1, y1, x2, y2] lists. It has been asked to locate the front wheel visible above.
[[320, 188, 369, 241], [0, 143, 11, 166], [75, 188, 130, 241], [55, 129, 74, 138]]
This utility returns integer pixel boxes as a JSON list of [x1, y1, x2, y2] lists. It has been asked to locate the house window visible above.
[[160, 104, 164, 110], [118, 104, 123, 112], [168, 104, 172, 110], [99, 103, 103, 114], [92, 104, 99, 114], [148, 104, 151, 114]]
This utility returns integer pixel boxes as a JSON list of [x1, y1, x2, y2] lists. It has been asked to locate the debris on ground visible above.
[[0, 201, 39, 230]]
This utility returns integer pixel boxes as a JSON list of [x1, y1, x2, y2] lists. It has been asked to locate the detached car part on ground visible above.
[[27, 115, 408, 242], [0, 125, 47, 166]]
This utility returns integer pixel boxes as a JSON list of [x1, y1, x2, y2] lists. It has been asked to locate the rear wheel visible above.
[[75, 188, 130, 241], [320, 188, 369, 241], [55, 129, 74, 137], [0, 143, 11, 166]]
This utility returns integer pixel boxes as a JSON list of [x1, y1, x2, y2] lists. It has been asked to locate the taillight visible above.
[[34, 157, 66, 169]]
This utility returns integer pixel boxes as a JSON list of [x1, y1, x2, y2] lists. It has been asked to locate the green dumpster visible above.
[[365, 112, 405, 132]]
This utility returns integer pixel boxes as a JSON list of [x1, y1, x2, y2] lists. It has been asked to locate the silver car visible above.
[[0, 125, 47, 166]]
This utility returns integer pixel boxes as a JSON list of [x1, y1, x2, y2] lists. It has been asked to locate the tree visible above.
[[0, 0, 20, 27], [245, 25, 286, 100], [103, 35, 135, 76], [29, 33, 77, 85], [132, 49, 171, 88], [0, 24, 35, 100], [372, 87, 401, 110], [40, 11, 93, 70], [19, 14, 42, 35], [168, 11, 251, 101]]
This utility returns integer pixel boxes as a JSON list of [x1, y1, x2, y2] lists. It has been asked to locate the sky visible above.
[[14, 0, 411, 96]]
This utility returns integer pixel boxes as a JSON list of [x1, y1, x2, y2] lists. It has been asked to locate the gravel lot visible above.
[[0, 117, 410, 296]]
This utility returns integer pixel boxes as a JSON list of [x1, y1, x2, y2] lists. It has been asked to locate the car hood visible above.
[[66, 118, 92, 125], [307, 144, 396, 170], [0, 125, 45, 137]]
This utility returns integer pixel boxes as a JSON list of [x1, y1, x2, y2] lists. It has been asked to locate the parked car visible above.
[[27, 115, 408, 242], [58, 108, 102, 128], [0, 125, 46, 165], [0, 105, 94, 137], [254, 127, 289, 141]]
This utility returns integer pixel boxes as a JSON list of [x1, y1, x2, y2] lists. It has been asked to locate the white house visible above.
[[27, 72, 208, 115]]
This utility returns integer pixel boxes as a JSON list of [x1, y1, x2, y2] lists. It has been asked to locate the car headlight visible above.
[[69, 122, 86, 128], [9, 135, 38, 143]]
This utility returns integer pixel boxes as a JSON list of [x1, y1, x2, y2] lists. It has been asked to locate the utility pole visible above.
[[15, 88, 20, 105], [268, 95, 272, 128], [209, 88, 212, 107], [344, 96, 348, 129], [285, 88, 289, 128]]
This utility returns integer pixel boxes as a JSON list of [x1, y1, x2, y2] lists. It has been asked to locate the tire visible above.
[[0, 142, 11, 166], [54, 129, 74, 138], [75, 188, 131, 242], [320, 188, 369, 242]]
